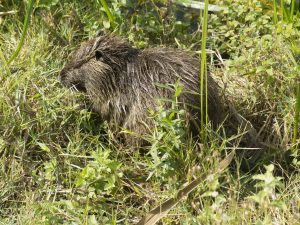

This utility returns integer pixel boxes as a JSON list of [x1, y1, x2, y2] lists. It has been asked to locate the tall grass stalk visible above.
[[97, 0, 115, 28], [293, 83, 300, 147], [274, 0, 299, 148], [290, 0, 295, 20], [7, 0, 34, 65], [0, 47, 11, 76], [205, 59, 208, 126], [280, 0, 284, 19], [273, 0, 278, 24], [200, 0, 209, 140]]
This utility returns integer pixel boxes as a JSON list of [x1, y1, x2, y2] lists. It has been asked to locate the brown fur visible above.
[[60, 33, 224, 144]]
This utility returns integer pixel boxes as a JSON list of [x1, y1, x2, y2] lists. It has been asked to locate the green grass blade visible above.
[[97, 0, 115, 28], [205, 58, 208, 126], [0, 47, 11, 76], [291, 0, 295, 20], [200, 0, 209, 140], [293, 83, 300, 147], [7, 0, 34, 65], [280, 0, 284, 20], [273, 0, 278, 24]]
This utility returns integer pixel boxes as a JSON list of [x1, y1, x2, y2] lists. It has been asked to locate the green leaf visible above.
[[37, 142, 50, 152], [103, 20, 111, 29], [38, 0, 59, 9]]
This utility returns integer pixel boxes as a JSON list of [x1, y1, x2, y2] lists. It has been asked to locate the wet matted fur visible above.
[[60, 33, 225, 144]]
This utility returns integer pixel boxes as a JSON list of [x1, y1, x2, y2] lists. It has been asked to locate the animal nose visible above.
[[60, 67, 67, 78], [59, 68, 68, 83]]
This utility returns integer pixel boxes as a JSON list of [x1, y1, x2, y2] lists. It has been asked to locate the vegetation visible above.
[[0, 0, 299, 224]]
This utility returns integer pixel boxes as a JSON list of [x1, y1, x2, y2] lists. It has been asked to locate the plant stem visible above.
[[291, 0, 295, 20], [7, 0, 34, 65], [293, 83, 300, 147], [280, 0, 284, 20], [200, 0, 209, 140], [273, 0, 278, 24], [98, 0, 115, 28], [0, 47, 11, 76]]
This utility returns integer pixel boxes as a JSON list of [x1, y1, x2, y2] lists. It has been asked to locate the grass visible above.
[[294, 83, 300, 149], [7, 0, 34, 65], [0, 0, 300, 224], [199, 0, 209, 140], [97, 0, 115, 29]]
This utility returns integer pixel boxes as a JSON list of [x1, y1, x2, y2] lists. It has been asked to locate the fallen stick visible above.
[[137, 150, 235, 225]]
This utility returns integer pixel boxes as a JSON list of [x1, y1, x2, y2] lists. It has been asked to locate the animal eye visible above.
[[95, 51, 103, 60]]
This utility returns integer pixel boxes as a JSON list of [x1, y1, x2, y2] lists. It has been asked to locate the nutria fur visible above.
[[60, 33, 224, 144]]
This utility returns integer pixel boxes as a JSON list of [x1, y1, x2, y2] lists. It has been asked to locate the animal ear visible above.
[[95, 50, 103, 60]]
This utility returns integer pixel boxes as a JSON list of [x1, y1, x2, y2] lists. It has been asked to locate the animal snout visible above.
[[59, 68, 87, 92], [59, 67, 68, 84]]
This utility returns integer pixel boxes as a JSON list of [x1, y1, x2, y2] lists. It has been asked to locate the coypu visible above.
[[60, 33, 225, 145]]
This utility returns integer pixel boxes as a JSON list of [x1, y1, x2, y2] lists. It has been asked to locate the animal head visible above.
[[59, 33, 138, 95]]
